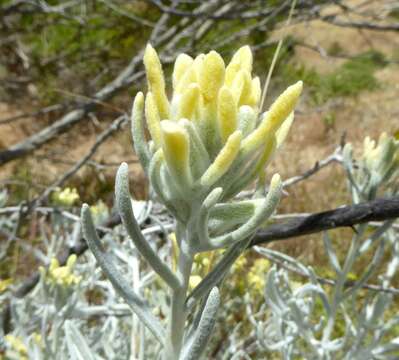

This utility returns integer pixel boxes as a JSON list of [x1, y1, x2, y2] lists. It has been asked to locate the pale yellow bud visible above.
[[176, 66, 197, 94], [238, 70, 253, 106], [230, 70, 252, 106], [242, 81, 303, 154], [275, 112, 294, 149], [363, 136, 375, 155], [193, 53, 205, 77], [143, 44, 169, 119], [231, 71, 244, 103], [249, 77, 261, 106], [173, 53, 194, 91], [145, 92, 162, 148], [199, 51, 225, 103], [270, 173, 282, 190], [236, 45, 253, 72], [178, 84, 200, 120], [201, 131, 242, 187], [161, 120, 192, 187], [217, 86, 237, 143], [225, 45, 253, 86]]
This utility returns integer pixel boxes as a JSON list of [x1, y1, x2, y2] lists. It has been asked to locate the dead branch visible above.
[[4, 196, 398, 302], [323, 17, 399, 32], [250, 197, 399, 246], [33, 114, 128, 206]]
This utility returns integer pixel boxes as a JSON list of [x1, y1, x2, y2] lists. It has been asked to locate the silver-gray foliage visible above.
[[255, 133, 399, 359]]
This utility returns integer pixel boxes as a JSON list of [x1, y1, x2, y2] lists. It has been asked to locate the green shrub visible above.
[[281, 50, 387, 104]]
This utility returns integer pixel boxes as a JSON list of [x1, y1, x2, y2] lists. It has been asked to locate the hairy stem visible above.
[[165, 223, 194, 359]]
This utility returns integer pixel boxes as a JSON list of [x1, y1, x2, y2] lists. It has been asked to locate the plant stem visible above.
[[323, 224, 367, 342], [165, 223, 193, 359]]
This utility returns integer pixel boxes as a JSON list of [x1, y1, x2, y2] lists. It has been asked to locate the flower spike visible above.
[[200, 131, 242, 188], [217, 86, 237, 143], [199, 51, 225, 103], [241, 81, 302, 155], [173, 53, 194, 91], [145, 92, 162, 148], [161, 120, 192, 191], [143, 44, 170, 119]]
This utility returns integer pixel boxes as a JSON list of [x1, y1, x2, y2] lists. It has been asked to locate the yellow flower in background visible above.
[[32, 332, 43, 348], [52, 187, 80, 206], [363, 133, 399, 171], [90, 200, 108, 216], [90, 200, 109, 224], [4, 335, 28, 359], [40, 254, 81, 287], [247, 258, 270, 295], [232, 254, 247, 272], [0, 278, 13, 293]]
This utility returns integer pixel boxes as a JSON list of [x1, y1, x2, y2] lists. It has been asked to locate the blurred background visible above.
[[0, 0, 398, 304]]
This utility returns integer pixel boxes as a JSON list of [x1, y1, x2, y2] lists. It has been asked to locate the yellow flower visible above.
[[32, 332, 43, 348], [42, 255, 81, 287], [232, 255, 247, 272], [52, 187, 80, 206], [5, 335, 28, 357], [143, 44, 169, 119], [361, 132, 399, 181], [0, 278, 12, 293], [90, 201, 106, 215], [132, 45, 302, 202], [247, 258, 270, 295]]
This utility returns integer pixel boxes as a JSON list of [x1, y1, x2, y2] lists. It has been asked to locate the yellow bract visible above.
[[173, 53, 194, 91], [225, 45, 252, 86], [161, 120, 192, 187], [145, 92, 162, 148], [143, 44, 169, 119], [178, 84, 200, 120], [232, 70, 252, 106], [199, 51, 225, 103], [217, 86, 237, 143], [201, 131, 242, 187], [249, 77, 261, 106], [242, 81, 303, 155]]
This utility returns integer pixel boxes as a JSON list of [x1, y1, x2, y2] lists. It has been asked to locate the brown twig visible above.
[[250, 197, 399, 246], [32, 114, 128, 206]]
